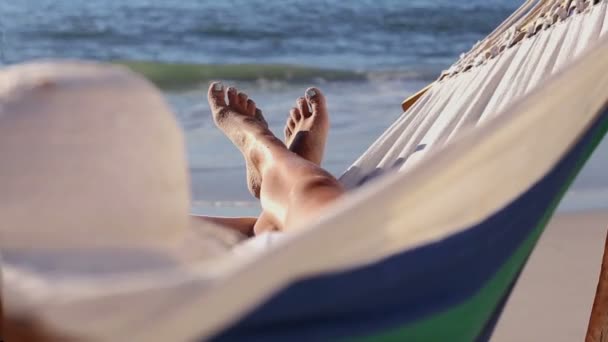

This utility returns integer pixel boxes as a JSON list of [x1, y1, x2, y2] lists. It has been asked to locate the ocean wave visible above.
[[115, 60, 439, 89], [4, 0, 517, 76], [115, 60, 366, 89]]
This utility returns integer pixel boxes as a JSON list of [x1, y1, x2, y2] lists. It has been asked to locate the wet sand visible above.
[[492, 210, 608, 342]]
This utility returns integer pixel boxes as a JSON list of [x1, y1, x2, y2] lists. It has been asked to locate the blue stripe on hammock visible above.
[[211, 106, 608, 342]]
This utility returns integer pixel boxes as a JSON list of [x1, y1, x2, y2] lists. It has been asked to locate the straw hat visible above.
[[0, 61, 240, 260]]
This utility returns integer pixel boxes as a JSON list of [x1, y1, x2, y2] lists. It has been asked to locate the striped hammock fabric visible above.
[[2, 0, 608, 341]]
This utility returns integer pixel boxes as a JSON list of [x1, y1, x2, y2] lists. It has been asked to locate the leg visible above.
[[258, 145, 344, 231], [254, 88, 330, 233], [207, 83, 344, 232]]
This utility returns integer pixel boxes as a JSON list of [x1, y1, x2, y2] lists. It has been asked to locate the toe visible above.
[[227, 87, 238, 107], [284, 126, 292, 140], [255, 108, 269, 128], [290, 107, 301, 121], [287, 117, 296, 130], [246, 99, 256, 115], [207, 82, 227, 110], [238, 92, 248, 111], [296, 97, 311, 118], [305, 87, 327, 115]]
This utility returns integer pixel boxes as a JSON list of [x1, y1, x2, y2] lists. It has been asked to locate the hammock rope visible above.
[[442, 0, 600, 81], [343, 0, 607, 188]]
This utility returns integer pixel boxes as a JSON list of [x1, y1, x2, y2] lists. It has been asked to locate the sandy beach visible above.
[[492, 210, 608, 342]]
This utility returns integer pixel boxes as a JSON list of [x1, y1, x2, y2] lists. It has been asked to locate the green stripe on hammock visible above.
[[356, 116, 608, 342]]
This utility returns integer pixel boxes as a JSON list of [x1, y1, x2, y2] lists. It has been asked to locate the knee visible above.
[[290, 174, 344, 203]]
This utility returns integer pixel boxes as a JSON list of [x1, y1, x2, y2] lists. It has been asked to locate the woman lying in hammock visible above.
[[0, 64, 346, 340], [197, 82, 345, 237]]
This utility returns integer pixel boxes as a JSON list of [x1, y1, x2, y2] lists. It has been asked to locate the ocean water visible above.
[[1, 0, 606, 215], [2, 0, 517, 70]]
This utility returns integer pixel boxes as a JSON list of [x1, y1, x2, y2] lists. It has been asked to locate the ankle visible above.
[[247, 133, 285, 172]]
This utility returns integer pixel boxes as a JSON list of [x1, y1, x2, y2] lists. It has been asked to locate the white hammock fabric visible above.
[[341, 0, 608, 188], [2, 1, 608, 341]]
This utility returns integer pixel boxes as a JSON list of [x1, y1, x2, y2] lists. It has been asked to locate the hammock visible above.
[[2, 0, 608, 341]]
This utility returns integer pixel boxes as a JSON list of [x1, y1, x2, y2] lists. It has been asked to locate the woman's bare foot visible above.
[[284, 87, 329, 165], [207, 82, 273, 198], [254, 88, 330, 235]]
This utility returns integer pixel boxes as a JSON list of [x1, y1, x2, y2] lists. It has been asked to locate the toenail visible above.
[[306, 89, 317, 98], [213, 83, 223, 91]]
